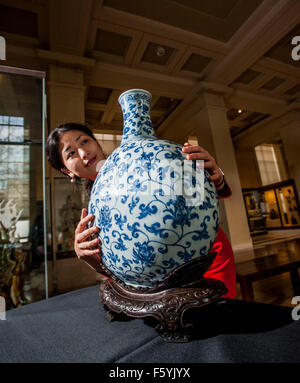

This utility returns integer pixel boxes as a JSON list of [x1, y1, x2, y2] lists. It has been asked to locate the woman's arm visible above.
[[216, 180, 231, 199]]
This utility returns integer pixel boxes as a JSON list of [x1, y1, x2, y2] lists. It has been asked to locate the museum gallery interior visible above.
[[0, 0, 300, 314]]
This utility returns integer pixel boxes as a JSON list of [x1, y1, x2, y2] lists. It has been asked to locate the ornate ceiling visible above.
[[0, 0, 299, 140]]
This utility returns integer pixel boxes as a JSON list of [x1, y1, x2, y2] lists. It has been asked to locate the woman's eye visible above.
[[67, 151, 75, 159], [81, 139, 88, 145]]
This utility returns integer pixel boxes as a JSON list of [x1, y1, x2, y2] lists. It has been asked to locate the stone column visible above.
[[192, 92, 254, 260], [48, 65, 85, 128], [280, 117, 300, 199]]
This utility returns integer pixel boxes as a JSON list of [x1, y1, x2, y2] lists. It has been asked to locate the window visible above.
[[0, 115, 25, 141], [254, 144, 287, 186], [0, 115, 29, 218]]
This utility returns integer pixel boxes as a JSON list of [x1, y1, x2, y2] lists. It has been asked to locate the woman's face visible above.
[[59, 130, 105, 181]]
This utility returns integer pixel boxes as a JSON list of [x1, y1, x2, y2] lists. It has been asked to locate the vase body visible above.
[[89, 89, 219, 288]]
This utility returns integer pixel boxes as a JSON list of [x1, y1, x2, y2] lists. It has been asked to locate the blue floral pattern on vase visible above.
[[89, 89, 219, 288]]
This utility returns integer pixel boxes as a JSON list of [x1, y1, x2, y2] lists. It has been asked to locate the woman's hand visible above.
[[74, 208, 105, 273], [74, 208, 101, 259], [182, 142, 224, 189]]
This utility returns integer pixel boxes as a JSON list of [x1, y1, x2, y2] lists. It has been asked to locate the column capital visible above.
[[198, 81, 233, 97], [49, 65, 84, 86], [157, 84, 230, 140], [48, 81, 86, 93], [197, 88, 228, 113]]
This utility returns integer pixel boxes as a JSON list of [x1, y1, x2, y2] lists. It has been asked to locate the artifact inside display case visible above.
[[276, 186, 300, 226], [243, 180, 300, 234], [264, 189, 282, 228], [243, 190, 267, 235], [54, 178, 89, 257]]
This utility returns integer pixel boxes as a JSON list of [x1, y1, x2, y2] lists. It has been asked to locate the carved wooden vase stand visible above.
[[99, 252, 227, 343]]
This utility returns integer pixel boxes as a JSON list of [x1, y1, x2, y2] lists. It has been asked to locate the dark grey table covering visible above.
[[0, 285, 300, 363]]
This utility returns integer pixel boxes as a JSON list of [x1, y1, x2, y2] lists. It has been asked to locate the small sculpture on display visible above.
[[0, 200, 27, 308], [89, 89, 227, 342]]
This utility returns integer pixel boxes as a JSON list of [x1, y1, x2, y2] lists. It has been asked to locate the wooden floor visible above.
[[235, 232, 300, 308]]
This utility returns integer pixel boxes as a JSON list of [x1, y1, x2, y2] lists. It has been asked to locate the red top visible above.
[[203, 181, 237, 298]]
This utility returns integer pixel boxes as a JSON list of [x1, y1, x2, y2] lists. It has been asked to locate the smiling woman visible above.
[[59, 130, 104, 181], [46, 123, 106, 189]]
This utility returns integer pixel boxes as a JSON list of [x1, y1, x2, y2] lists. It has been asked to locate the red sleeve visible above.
[[204, 228, 237, 298], [217, 180, 231, 199], [205, 182, 236, 298]]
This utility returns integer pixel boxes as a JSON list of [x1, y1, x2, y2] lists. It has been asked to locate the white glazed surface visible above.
[[89, 89, 219, 287]]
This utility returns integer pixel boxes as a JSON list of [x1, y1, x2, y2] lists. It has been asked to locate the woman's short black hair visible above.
[[46, 122, 97, 173]]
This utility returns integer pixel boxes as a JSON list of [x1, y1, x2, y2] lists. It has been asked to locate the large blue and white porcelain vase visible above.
[[89, 89, 219, 288]]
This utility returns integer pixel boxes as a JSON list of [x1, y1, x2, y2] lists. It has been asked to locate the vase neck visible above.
[[118, 89, 156, 143]]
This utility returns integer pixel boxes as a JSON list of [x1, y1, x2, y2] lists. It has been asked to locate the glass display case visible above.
[[0, 66, 48, 309], [243, 179, 300, 235]]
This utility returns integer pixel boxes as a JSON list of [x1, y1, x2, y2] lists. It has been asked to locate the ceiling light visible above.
[[238, 109, 243, 114], [156, 46, 166, 57]]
